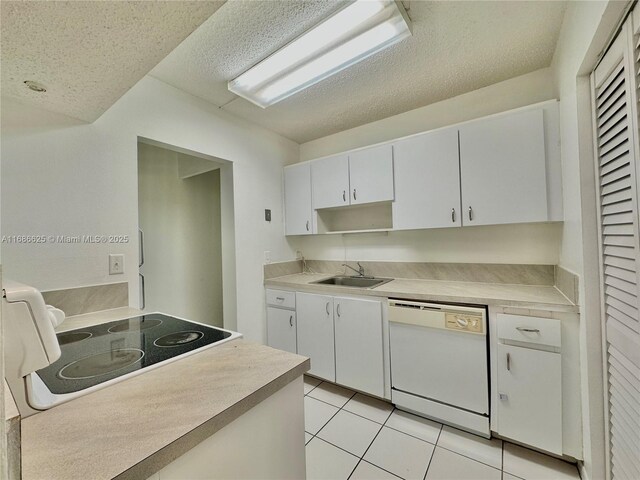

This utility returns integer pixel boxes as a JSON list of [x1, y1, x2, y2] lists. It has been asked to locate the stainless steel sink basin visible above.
[[312, 276, 393, 289]]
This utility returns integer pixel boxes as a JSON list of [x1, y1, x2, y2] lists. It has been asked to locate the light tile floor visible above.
[[304, 376, 581, 480]]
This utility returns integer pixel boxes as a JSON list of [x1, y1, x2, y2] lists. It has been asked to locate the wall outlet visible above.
[[264, 250, 272, 264], [109, 254, 125, 275], [296, 250, 303, 260]]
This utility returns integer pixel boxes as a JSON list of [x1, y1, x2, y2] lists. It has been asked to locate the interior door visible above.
[[591, 14, 640, 480], [393, 128, 462, 230], [459, 108, 548, 226], [312, 154, 350, 209], [349, 144, 394, 205], [296, 292, 335, 381], [284, 163, 313, 235], [334, 297, 384, 397]]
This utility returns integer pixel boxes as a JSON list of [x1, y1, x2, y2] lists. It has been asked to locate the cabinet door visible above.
[[349, 144, 394, 205], [284, 163, 313, 235], [312, 154, 350, 209], [393, 128, 462, 230], [296, 292, 335, 381], [334, 297, 384, 397], [266, 307, 297, 354], [497, 344, 562, 454], [459, 109, 548, 226]]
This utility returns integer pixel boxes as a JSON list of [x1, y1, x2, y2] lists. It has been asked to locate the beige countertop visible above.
[[21, 310, 310, 480], [265, 273, 578, 312]]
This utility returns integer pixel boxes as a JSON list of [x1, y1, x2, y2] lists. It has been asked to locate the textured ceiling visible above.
[[151, 0, 567, 143], [0, 0, 224, 122]]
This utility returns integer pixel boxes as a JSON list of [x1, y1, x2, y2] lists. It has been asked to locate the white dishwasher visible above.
[[389, 299, 490, 437]]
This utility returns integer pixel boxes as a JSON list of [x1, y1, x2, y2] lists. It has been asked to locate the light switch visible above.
[[109, 254, 125, 275]]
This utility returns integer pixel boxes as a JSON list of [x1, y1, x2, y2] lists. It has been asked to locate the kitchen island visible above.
[[19, 309, 309, 480]]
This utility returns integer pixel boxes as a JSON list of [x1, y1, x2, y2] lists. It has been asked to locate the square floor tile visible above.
[[305, 432, 313, 445], [317, 410, 382, 457], [503, 442, 580, 480], [308, 382, 355, 407], [305, 396, 339, 435], [344, 393, 394, 424], [304, 375, 322, 394], [350, 461, 402, 480], [437, 425, 503, 469], [306, 437, 359, 480], [426, 447, 502, 480], [364, 426, 435, 480], [385, 410, 442, 444]]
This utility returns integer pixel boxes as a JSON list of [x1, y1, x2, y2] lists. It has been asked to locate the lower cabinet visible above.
[[296, 292, 336, 381], [497, 344, 562, 454], [296, 292, 384, 396], [334, 296, 384, 398], [266, 307, 297, 354]]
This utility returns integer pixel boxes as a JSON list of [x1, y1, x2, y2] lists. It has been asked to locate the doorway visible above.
[[137, 142, 225, 327]]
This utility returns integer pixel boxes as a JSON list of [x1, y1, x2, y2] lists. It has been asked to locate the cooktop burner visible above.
[[154, 331, 204, 347], [58, 349, 145, 380], [36, 314, 232, 395]]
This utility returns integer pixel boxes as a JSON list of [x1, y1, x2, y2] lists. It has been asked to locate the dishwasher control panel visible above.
[[445, 313, 484, 334]]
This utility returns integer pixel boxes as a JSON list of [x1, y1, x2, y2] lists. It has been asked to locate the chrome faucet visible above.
[[342, 262, 366, 277]]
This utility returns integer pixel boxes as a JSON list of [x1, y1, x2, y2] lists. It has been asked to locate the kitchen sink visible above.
[[312, 276, 393, 289]]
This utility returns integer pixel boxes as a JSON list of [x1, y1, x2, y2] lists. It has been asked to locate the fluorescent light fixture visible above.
[[228, 0, 412, 108]]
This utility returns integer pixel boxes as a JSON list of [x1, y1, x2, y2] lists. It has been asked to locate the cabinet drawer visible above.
[[266, 289, 295, 309], [497, 314, 561, 348]]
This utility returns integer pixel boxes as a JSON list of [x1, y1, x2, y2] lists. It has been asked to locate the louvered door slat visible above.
[[593, 19, 640, 479]]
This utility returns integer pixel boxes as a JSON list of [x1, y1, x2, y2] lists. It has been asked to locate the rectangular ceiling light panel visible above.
[[228, 0, 412, 108]]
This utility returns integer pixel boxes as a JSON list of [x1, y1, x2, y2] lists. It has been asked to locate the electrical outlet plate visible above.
[[264, 251, 271, 264], [109, 254, 125, 275]]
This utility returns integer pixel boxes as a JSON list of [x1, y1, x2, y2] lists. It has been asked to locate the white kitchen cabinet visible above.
[[349, 144, 394, 205], [393, 128, 462, 230], [459, 108, 548, 226], [266, 307, 297, 354], [334, 296, 384, 397], [497, 343, 562, 455], [284, 163, 313, 235], [296, 292, 335, 381], [312, 154, 350, 209]]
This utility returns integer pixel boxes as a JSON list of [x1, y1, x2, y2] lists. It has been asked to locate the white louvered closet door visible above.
[[591, 14, 640, 480]]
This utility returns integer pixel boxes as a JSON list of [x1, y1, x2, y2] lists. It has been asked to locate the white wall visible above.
[[1, 76, 299, 342], [138, 143, 223, 327], [293, 68, 562, 266]]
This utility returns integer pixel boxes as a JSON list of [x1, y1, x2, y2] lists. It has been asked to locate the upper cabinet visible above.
[[459, 109, 549, 226], [283, 163, 313, 235], [284, 101, 562, 236], [312, 145, 394, 209], [393, 128, 461, 230], [312, 154, 350, 209], [349, 144, 394, 205]]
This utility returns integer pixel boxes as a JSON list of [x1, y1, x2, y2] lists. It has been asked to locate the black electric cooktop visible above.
[[36, 314, 232, 395]]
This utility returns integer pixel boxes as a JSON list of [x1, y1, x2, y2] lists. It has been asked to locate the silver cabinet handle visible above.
[[139, 273, 146, 310], [343, 190, 346, 202], [289, 315, 293, 327], [451, 208, 456, 223], [336, 303, 341, 317], [325, 302, 330, 316], [276, 297, 285, 302], [353, 188, 357, 200], [516, 327, 540, 333], [138, 228, 145, 267], [306, 220, 310, 231], [506, 352, 511, 371], [468, 206, 473, 221]]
